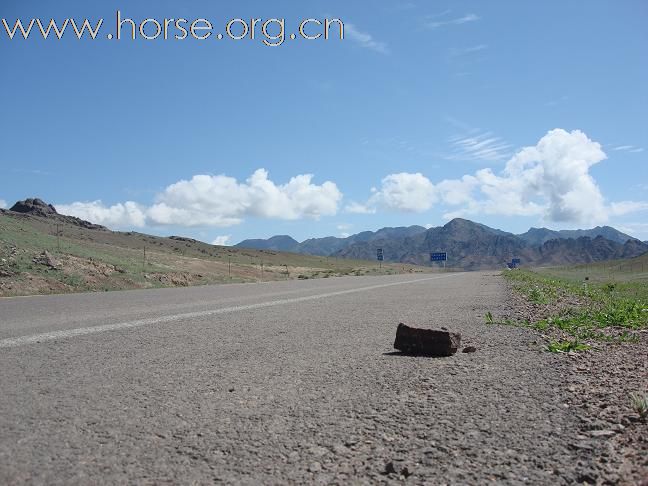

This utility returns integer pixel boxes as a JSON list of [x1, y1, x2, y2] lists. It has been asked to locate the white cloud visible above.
[[56, 200, 147, 228], [447, 130, 512, 162], [345, 201, 376, 214], [212, 235, 232, 246], [358, 129, 648, 226], [369, 172, 437, 212], [425, 13, 479, 29], [616, 223, 648, 241], [337, 223, 353, 238], [609, 201, 648, 216], [149, 169, 342, 226], [345, 24, 389, 54], [0, 199, 6, 209], [613, 145, 644, 153], [57, 169, 343, 229]]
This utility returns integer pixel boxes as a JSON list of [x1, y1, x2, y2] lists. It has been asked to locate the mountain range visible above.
[[236, 219, 647, 269]]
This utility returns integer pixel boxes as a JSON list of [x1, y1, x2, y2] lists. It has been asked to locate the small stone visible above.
[[589, 430, 616, 438], [287, 451, 300, 463], [308, 461, 322, 472], [576, 470, 598, 484], [462, 346, 477, 353], [383, 462, 397, 475], [308, 446, 328, 457]]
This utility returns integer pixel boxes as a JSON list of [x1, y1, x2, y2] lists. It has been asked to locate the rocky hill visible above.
[[5, 198, 107, 231]]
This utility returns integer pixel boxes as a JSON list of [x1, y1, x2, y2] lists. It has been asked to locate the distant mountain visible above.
[[338, 218, 530, 269], [235, 219, 648, 269], [338, 219, 648, 269], [235, 225, 427, 256], [518, 226, 635, 246], [235, 235, 299, 252]]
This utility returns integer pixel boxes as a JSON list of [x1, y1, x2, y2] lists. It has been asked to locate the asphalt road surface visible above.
[[0, 273, 592, 484]]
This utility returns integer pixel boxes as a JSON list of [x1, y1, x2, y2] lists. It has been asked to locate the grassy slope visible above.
[[500, 253, 648, 352], [0, 212, 432, 297], [535, 252, 648, 284]]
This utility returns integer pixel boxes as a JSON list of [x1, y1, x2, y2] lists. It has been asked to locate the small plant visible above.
[[528, 286, 548, 304], [484, 311, 494, 324], [630, 392, 648, 420], [546, 339, 590, 353]]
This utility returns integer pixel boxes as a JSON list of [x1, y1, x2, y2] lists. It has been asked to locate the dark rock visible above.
[[576, 469, 598, 484], [463, 346, 477, 353], [10, 198, 57, 217], [383, 462, 397, 475], [169, 236, 199, 243], [394, 323, 461, 356]]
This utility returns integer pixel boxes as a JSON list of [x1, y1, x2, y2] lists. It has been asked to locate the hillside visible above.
[[0, 200, 426, 297]]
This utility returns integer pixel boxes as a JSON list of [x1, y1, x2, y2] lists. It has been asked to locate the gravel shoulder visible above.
[[0, 272, 644, 484], [504, 276, 648, 485]]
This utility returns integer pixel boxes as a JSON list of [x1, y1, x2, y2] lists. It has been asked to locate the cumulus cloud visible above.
[[369, 172, 437, 212], [148, 169, 342, 226], [57, 169, 342, 229], [0, 199, 7, 209], [212, 235, 232, 246], [345, 201, 376, 214], [56, 200, 147, 228], [359, 129, 648, 225]]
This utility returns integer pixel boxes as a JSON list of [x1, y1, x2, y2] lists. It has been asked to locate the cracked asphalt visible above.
[[0, 272, 596, 484]]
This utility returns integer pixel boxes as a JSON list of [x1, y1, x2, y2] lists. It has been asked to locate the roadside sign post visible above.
[[377, 248, 384, 269], [430, 252, 447, 270]]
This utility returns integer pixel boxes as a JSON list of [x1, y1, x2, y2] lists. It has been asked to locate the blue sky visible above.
[[1, 0, 647, 244]]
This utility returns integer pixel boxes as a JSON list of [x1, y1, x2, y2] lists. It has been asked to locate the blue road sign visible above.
[[430, 252, 447, 262], [377, 249, 384, 261]]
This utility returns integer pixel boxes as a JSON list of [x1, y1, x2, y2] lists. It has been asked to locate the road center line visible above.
[[0, 274, 458, 349]]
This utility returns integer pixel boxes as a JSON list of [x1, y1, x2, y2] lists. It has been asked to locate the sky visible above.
[[1, 0, 647, 245]]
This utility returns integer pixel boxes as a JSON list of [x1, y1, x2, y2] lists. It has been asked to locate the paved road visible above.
[[0, 273, 589, 484]]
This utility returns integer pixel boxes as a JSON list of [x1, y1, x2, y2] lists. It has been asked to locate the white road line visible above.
[[0, 274, 458, 349]]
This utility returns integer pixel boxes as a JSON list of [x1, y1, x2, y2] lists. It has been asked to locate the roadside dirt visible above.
[[505, 280, 648, 485]]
